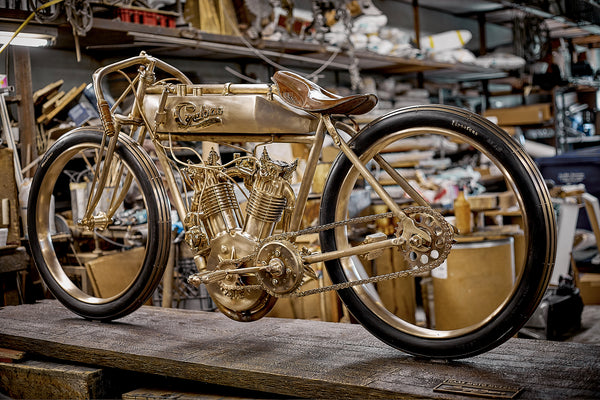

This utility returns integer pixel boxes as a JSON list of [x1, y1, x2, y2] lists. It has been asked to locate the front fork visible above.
[[78, 62, 156, 232]]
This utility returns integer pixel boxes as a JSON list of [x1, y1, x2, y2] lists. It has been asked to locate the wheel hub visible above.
[[395, 207, 454, 269]]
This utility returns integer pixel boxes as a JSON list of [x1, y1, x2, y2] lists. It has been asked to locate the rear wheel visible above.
[[320, 105, 556, 359], [28, 127, 171, 320]]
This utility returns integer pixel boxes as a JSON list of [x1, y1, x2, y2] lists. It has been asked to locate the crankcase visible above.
[[204, 229, 275, 321]]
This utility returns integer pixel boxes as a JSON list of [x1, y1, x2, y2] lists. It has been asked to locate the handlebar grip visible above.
[[98, 100, 116, 137]]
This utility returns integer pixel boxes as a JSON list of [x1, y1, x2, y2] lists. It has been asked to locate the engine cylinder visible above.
[[200, 181, 242, 238], [244, 189, 286, 239]]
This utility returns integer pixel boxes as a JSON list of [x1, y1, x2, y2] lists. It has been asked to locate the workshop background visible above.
[[0, 0, 599, 398]]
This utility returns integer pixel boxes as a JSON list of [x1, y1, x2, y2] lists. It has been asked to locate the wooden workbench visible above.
[[0, 300, 598, 399]]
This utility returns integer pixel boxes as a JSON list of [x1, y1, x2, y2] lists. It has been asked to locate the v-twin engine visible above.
[[182, 149, 297, 321]]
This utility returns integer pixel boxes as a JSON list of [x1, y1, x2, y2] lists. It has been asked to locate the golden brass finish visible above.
[[255, 240, 304, 295], [360, 232, 388, 261], [78, 52, 449, 320], [322, 115, 432, 250], [78, 212, 110, 231], [32, 130, 172, 306], [42, 52, 554, 345], [303, 237, 404, 264], [143, 90, 318, 134], [243, 150, 296, 239]]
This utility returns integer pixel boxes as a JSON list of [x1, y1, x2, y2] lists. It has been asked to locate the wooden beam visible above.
[[573, 35, 600, 47], [412, 0, 420, 50], [0, 347, 25, 363], [41, 90, 65, 115], [38, 83, 86, 125], [32, 79, 64, 106], [0, 359, 107, 399], [12, 47, 37, 178]]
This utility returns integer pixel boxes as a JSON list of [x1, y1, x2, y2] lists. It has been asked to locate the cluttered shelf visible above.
[[0, 7, 508, 80], [88, 18, 453, 72], [92, 17, 509, 79]]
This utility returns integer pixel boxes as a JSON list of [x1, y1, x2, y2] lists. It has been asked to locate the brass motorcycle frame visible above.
[[27, 50, 557, 357], [84, 52, 432, 268]]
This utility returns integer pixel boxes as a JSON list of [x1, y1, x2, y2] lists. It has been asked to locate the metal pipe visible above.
[[155, 143, 187, 222], [303, 237, 401, 264], [290, 119, 325, 231], [145, 83, 274, 95], [335, 120, 429, 207], [373, 154, 430, 207]]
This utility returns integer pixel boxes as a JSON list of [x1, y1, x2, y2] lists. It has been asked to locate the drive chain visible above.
[[208, 207, 452, 298]]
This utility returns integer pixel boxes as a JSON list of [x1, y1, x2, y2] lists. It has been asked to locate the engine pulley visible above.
[[256, 240, 304, 295]]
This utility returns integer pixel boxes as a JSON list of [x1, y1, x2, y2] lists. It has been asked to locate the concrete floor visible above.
[[568, 305, 600, 344]]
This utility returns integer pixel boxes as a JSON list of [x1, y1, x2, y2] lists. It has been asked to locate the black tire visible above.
[[28, 127, 171, 321], [320, 105, 556, 359]]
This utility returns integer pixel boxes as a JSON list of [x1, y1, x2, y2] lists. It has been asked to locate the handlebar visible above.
[[92, 52, 192, 136]]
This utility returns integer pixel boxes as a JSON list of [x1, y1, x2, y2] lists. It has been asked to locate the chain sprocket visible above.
[[255, 240, 304, 295], [395, 206, 454, 270]]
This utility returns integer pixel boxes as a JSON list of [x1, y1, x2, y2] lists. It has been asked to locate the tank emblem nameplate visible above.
[[174, 102, 224, 128]]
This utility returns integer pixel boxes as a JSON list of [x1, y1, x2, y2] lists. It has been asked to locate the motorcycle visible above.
[[28, 52, 556, 359]]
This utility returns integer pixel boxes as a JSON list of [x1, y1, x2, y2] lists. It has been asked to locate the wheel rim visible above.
[[34, 141, 148, 305], [333, 126, 534, 339]]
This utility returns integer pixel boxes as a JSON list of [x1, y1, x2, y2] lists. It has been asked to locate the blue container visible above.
[[537, 146, 600, 229]]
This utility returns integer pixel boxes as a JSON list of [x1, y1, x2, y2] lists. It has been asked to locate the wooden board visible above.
[[0, 347, 25, 363], [0, 148, 22, 246], [0, 359, 106, 399], [0, 300, 598, 399], [41, 90, 66, 114], [122, 387, 260, 400], [32, 79, 64, 105], [37, 83, 86, 125]]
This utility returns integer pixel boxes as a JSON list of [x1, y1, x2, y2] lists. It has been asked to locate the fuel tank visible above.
[[144, 83, 319, 137]]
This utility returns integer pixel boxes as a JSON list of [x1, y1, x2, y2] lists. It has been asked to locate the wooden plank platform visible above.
[[0, 300, 598, 399], [0, 359, 106, 399]]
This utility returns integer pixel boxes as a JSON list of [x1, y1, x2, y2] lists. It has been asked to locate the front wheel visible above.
[[28, 127, 171, 321], [320, 105, 556, 359]]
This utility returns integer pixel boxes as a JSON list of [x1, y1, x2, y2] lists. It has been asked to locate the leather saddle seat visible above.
[[272, 71, 378, 115]]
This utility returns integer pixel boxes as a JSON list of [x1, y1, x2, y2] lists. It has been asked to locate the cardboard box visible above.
[[85, 247, 145, 298], [484, 103, 553, 125], [575, 268, 600, 305], [537, 147, 600, 230]]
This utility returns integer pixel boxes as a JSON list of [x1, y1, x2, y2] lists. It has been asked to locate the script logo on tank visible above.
[[174, 102, 224, 128]]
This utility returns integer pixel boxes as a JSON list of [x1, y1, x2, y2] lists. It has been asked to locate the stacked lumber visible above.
[[35, 81, 87, 125]]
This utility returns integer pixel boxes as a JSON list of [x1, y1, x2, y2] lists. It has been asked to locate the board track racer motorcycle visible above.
[[28, 52, 556, 359]]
